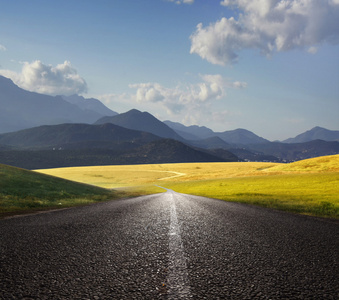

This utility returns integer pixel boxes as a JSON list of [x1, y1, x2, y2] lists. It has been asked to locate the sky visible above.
[[0, 0, 338, 141]]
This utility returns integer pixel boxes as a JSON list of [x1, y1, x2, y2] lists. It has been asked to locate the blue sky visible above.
[[1, 0, 338, 141]]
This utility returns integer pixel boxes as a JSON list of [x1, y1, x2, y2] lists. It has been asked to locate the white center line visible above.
[[167, 191, 192, 299]]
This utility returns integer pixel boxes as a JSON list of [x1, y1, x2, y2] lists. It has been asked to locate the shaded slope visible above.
[[120, 139, 230, 164], [0, 123, 160, 150], [0, 139, 233, 169], [0, 163, 113, 216]]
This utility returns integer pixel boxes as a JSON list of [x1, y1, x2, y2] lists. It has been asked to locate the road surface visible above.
[[1, 190, 338, 299]]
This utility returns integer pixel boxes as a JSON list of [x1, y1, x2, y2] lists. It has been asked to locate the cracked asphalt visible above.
[[1, 190, 338, 299]]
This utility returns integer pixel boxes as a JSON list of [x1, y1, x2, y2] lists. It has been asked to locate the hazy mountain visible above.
[[0, 75, 113, 134], [165, 120, 269, 145], [247, 140, 339, 162], [95, 109, 184, 140], [283, 127, 339, 143], [62, 94, 117, 117], [215, 129, 269, 145], [164, 120, 215, 140], [0, 123, 160, 150], [186, 136, 230, 149]]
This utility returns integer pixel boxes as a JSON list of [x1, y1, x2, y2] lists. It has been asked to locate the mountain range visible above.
[[0, 75, 117, 134], [164, 120, 269, 145], [0, 123, 236, 169], [0, 75, 338, 168]]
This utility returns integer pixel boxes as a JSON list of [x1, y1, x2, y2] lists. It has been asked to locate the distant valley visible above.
[[0, 75, 338, 169]]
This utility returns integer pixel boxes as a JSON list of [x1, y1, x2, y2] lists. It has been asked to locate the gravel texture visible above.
[[1, 191, 338, 299]]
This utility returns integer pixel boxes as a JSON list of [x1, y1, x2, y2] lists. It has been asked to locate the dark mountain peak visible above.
[[164, 120, 215, 140], [216, 128, 269, 145], [312, 126, 325, 131], [95, 109, 184, 140], [127, 108, 142, 114], [283, 127, 339, 143], [61, 94, 117, 117]]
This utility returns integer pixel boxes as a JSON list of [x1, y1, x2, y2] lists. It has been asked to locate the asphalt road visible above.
[[1, 190, 338, 299]]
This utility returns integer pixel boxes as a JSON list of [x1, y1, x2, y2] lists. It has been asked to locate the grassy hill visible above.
[[0, 163, 118, 217], [265, 154, 339, 173]]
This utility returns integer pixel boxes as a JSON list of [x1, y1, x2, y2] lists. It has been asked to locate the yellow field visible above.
[[36, 161, 280, 188], [36, 155, 339, 218]]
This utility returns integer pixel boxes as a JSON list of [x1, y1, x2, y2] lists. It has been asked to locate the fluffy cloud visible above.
[[129, 74, 246, 114], [0, 44, 6, 51], [96, 75, 246, 128], [191, 0, 339, 65], [168, 0, 194, 4], [0, 60, 87, 95]]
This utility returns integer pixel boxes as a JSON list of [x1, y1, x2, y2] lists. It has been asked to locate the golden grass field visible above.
[[37, 154, 339, 218]]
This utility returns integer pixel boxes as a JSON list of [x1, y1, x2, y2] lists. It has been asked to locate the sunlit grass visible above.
[[36, 161, 280, 188], [35, 155, 339, 219], [162, 173, 339, 218]]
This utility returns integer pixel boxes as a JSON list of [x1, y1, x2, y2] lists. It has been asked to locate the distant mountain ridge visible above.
[[0, 75, 116, 134], [283, 127, 339, 143], [164, 120, 269, 145], [62, 95, 117, 117]]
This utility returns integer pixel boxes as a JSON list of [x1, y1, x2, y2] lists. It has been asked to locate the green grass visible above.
[[0, 164, 129, 218], [161, 172, 339, 218]]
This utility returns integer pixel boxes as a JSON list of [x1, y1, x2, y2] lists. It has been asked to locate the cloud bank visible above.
[[0, 44, 6, 51], [190, 0, 339, 65], [0, 60, 87, 96]]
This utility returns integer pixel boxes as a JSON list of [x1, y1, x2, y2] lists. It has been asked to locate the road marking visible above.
[[167, 192, 192, 299]]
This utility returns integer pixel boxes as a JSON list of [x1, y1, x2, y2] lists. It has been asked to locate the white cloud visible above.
[[168, 0, 194, 4], [191, 0, 339, 65], [0, 44, 6, 51], [96, 74, 246, 127], [0, 60, 87, 95], [129, 74, 246, 111], [126, 74, 247, 127], [307, 46, 318, 54]]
